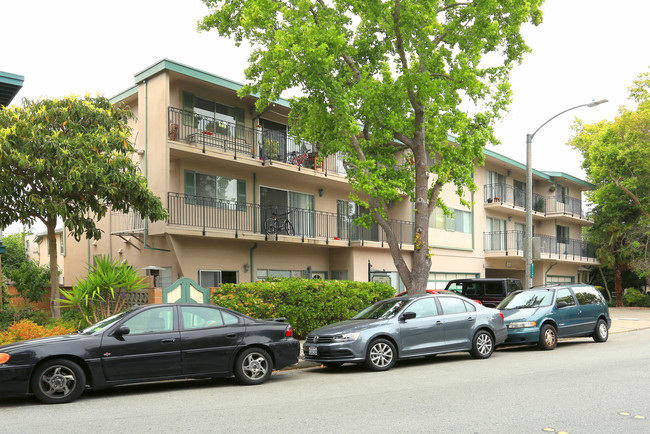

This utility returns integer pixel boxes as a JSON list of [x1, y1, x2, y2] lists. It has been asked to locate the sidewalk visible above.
[[284, 307, 650, 371], [609, 307, 650, 334]]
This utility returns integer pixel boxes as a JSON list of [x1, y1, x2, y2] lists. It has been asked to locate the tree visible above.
[[6, 260, 51, 303], [1, 231, 29, 273], [0, 95, 168, 317], [199, 0, 543, 294], [60, 256, 148, 325], [571, 70, 650, 305]]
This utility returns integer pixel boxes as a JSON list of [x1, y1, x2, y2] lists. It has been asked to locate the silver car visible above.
[[303, 294, 507, 371]]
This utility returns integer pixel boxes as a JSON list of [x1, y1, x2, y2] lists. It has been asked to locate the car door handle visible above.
[[435, 321, 443, 326], [226, 334, 238, 339], [467, 317, 475, 322], [161, 338, 176, 344]]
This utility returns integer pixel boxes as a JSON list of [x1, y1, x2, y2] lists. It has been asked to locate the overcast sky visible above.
[[3, 0, 649, 234]]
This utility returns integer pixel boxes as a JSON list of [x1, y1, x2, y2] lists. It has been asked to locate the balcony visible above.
[[168, 107, 347, 175], [166, 192, 414, 247], [484, 183, 591, 223], [484, 230, 598, 263]]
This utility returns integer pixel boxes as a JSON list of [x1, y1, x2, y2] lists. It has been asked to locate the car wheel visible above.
[[364, 338, 396, 371], [470, 330, 494, 359], [322, 362, 344, 369], [538, 324, 557, 350], [234, 348, 273, 385], [592, 319, 609, 343], [31, 359, 86, 404]]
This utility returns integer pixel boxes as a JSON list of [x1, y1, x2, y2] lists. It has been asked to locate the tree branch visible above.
[[610, 171, 650, 218]]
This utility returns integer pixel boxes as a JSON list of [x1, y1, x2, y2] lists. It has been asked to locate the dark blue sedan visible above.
[[0, 304, 299, 404]]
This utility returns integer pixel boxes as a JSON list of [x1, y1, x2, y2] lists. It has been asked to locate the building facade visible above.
[[61, 59, 597, 291]]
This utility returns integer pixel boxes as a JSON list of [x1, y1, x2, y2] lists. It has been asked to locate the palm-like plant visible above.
[[60, 256, 148, 325]]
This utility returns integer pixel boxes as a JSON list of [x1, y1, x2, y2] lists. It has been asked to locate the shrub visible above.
[[212, 278, 396, 338], [622, 288, 650, 307], [5, 260, 51, 303], [0, 305, 51, 330], [0, 319, 75, 346]]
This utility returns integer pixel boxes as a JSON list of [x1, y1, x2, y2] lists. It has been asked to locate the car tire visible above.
[[322, 362, 344, 369], [234, 348, 273, 385], [31, 358, 86, 404], [470, 330, 494, 359], [364, 338, 396, 371], [592, 319, 609, 343], [538, 324, 557, 350]]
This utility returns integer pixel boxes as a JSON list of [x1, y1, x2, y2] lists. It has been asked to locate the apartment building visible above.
[[62, 59, 597, 292]]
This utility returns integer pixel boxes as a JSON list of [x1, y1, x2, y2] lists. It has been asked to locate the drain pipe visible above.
[[249, 243, 258, 282], [143, 78, 170, 253], [544, 261, 559, 286]]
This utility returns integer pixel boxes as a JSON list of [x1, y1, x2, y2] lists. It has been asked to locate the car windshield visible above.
[[498, 290, 554, 309], [80, 310, 133, 334], [352, 299, 408, 320]]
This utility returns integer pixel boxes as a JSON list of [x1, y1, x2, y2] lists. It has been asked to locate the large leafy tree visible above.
[[571, 71, 650, 305], [1, 230, 29, 273], [0, 95, 168, 317], [200, 0, 543, 294]]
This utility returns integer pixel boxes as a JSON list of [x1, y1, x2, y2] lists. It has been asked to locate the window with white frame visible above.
[[430, 207, 472, 233]]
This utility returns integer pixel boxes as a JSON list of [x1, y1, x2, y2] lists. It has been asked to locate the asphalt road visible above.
[[1, 329, 649, 434]]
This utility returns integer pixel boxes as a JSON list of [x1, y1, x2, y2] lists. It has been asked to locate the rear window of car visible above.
[[484, 282, 503, 295], [574, 287, 605, 305]]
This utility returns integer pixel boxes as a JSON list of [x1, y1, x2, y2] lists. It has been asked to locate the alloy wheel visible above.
[[241, 352, 269, 380], [369, 342, 393, 368]]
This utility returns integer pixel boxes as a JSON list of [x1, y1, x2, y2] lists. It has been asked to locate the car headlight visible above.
[[332, 332, 360, 342], [507, 321, 537, 329], [0, 353, 10, 364]]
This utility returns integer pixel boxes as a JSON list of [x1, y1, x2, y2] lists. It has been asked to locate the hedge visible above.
[[211, 278, 396, 338]]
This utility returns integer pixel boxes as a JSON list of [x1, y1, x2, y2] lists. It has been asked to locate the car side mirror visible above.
[[115, 326, 130, 336], [556, 301, 568, 309], [400, 311, 417, 321]]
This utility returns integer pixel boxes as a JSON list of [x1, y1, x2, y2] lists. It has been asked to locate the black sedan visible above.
[[0, 304, 300, 404]]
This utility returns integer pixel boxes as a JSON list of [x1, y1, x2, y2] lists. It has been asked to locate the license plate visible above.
[[308, 346, 318, 356]]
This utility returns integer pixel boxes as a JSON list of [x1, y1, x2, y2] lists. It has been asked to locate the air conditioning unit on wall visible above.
[[311, 273, 325, 280]]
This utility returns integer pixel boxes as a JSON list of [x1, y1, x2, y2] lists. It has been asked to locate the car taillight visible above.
[[285, 326, 294, 338], [499, 312, 504, 319], [0, 353, 10, 364]]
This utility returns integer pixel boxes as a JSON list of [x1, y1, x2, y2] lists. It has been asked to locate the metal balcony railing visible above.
[[484, 183, 591, 220], [483, 230, 597, 261], [111, 210, 145, 234], [167, 192, 413, 247], [167, 107, 347, 175]]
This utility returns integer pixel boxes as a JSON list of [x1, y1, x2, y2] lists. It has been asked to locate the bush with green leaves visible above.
[[6, 260, 51, 303], [60, 256, 148, 325], [0, 305, 51, 330], [622, 288, 650, 307], [212, 278, 396, 338]]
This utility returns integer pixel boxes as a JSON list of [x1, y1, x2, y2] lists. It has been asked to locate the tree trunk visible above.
[[46, 219, 61, 318], [598, 267, 612, 303], [614, 262, 623, 307]]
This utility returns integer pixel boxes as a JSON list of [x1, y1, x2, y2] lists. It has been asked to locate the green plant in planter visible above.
[[260, 138, 280, 160]]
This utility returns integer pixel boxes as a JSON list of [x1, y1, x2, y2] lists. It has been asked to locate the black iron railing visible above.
[[167, 107, 347, 175], [167, 192, 413, 246], [483, 230, 597, 261], [484, 183, 546, 212]]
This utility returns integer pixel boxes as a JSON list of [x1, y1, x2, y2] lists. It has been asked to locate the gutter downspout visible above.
[[544, 261, 559, 286], [142, 78, 170, 253], [250, 243, 258, 282]]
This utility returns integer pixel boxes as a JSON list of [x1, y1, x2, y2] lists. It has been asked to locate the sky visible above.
[[2, 0, 649, 234]]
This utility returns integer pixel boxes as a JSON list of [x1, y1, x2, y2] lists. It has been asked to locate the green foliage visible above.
[[60, 256, 148, 325], [199, 0, 544, 293], [6, 261, 51, 303], [0, 95, 168, 317], [622, 288, 650, 307], [1, 231, 29, 273], [212, 278, 396, 338], [0, 305, 51, 330]]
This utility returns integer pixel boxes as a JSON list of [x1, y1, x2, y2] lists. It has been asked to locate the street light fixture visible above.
[[524, 99, 608, 288]]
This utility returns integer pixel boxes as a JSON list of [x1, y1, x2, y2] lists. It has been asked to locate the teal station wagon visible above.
[[497, 284, 610, 350]]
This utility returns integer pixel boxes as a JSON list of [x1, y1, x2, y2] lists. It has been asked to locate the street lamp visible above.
[[524, 99, 607, 288]]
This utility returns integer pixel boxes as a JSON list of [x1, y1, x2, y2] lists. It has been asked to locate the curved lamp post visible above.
[[524, 99, 608, 288]]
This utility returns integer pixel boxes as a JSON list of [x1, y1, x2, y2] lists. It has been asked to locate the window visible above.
[[182, 306, 224, 330], [574, 287, 604, 305], [430, 207, 471, 233], [486, 217, 507, 250], [331, 270, 349, 280], [556, 288, 576, 306], [556, 225, 569, 244], [183, 92, 245, 136], [513, 179, 526, 207], [257, 269, 305, 280], [429, 272, 479, 291], [484, 283, 503, 296], [199, 270, 221, 287], [223, 311, 239, 325], [261, 186, 315, 237], [122, 307, 174, 334], [486, 170, 506, 201], [185, 170, 246, 210], [337, 200, 379, 241], [405, 298, 439, 318], [556, 186, 570, 204], [438, 297, 468, 314]]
